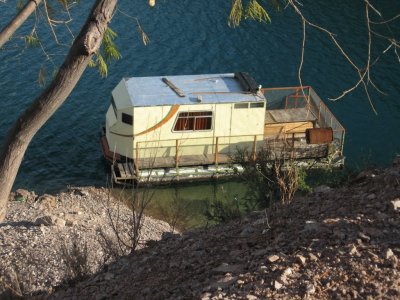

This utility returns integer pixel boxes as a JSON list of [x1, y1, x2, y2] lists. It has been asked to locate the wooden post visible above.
[[175, 139, 179, 168], [292, 133, 295, 149], [318, 102, 322, 123], [135, 142, 140, 175], [215, 137, 219, 165], [252, 135, 257, 160]]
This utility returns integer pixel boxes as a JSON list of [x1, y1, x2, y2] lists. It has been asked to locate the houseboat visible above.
[[101, 72, 345, 184]]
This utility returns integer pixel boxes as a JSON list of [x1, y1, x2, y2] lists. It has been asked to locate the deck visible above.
[[264, 107, 316, 139], [136, 153, 231, 169]]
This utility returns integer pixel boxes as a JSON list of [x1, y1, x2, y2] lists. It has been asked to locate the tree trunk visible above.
[[0, 0, 42, 48], [0, 0, 117, 222]]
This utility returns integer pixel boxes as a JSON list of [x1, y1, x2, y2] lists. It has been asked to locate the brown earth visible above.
[[51, 160, 400, 299], [1, 159, 399, 299]]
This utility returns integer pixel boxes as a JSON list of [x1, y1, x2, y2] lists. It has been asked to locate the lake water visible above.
[[0, 0, 399, 197]]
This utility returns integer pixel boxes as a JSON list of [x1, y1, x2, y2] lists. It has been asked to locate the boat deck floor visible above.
[[265, 107, 317, 124], [137, 153, 231, 169]]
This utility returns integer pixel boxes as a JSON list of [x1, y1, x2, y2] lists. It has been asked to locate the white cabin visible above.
[[105, 73, 266, 169]]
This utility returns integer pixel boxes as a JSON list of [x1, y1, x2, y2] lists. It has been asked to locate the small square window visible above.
[[250, 102, 264, 108], [234, 103, 249, 109], [122, 113, 133, 125]]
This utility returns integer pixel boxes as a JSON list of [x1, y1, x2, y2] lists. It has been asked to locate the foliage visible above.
[[205, 193, 242, 223], [305, 167, 357, 189], [24, 33, 40, 47], [229, 0, 273, 27], [59, 232, 91, 284], [232, 146, 310, 208], [88, 27, 121, 78]]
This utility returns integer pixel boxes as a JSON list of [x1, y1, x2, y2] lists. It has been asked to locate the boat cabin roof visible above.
[[121, 73, 265, 107]]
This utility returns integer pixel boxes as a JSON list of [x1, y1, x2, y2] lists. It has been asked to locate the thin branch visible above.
[[370, 13, 400, 24]]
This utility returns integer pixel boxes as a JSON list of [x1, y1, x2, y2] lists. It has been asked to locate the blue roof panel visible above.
[[123, 73, 265, 107]]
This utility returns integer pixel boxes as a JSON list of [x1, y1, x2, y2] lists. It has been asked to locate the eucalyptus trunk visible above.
[[0, 0, 42, 48], [0, 0, 117, 221]]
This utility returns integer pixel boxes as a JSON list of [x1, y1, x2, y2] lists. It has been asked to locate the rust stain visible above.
[[135, 104, 180, 136]]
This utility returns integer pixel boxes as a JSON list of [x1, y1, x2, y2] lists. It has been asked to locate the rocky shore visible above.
[[0, 187, 172, 297], [0, 159, 399, 299]]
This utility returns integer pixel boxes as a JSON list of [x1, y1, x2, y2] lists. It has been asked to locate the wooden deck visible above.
[[264, 108, 317, 139], [136, 153, 231, 169], [265, 107, 316, 124]]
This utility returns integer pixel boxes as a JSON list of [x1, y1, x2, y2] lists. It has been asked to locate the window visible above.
[[111, 97, 117, 117], [250, 102, 264, 108], [174, 111, 212, 131], [122, 113, 133, 125], [234, 103, 249, 109]]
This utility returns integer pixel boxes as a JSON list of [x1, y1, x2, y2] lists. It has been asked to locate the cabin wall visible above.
[[228, 102, 265, 154], [106, 106, 134, 159], [133, 102, 266, 161], [134, 104, 219, 160], [111, 79, 131, 109]]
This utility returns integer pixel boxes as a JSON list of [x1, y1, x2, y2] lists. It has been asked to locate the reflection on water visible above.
[[115, 180, 249, 231]]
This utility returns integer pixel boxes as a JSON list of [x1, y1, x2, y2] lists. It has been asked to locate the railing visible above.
[[134, 134, 265, 171], [262, 86, 345, 154]]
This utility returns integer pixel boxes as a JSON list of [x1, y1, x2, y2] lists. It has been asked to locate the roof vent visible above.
[[234, 72, 259, 93]]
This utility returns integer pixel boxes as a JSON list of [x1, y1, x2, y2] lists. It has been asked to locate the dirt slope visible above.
[[47, 161, 400, 299]]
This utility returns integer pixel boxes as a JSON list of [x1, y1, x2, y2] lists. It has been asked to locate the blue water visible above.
[[0, 0, 399, 193]]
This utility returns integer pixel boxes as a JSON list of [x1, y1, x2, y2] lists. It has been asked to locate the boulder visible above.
[[35, 215, 65, 228], [313, 185, 331, 194], [36, 194, 57, 210], [15, 189, 36, 203]]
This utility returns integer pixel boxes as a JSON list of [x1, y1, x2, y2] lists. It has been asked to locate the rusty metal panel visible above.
[[306, 128, 333, 144]]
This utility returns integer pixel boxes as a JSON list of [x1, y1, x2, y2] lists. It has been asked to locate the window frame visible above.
[[172, 110, 213, 132]]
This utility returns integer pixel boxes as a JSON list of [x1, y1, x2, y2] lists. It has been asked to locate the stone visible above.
[[240, 225, 255, 237], [161, 231, 180, 240], [274, 280, 283, 290], [35, 215, 65, 228], [308, 253, 319, 262], [358, 232, 370, 242], [201, 293, 212, 300], [15, 189, 31, 202], [296, 255, 306, 266], [385, 248, 394, 260], [211, 275, 237, 289], [282, 267, 293, 277], [306, 283, 316, 294], [314, 185, 331, 193], [104, 272, 114, 281], [253, 249, 268, 257], [391, 198, 400, 211], [212, 263, 243, 275], [37, 194, 57, 210], [246, 295, 258, 300], [267, 255, 280, 263], [303, 220, 320, 232], [349, 245, 359, 256], [393, 155, 400, 166], [367, 193, 377, 200]]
